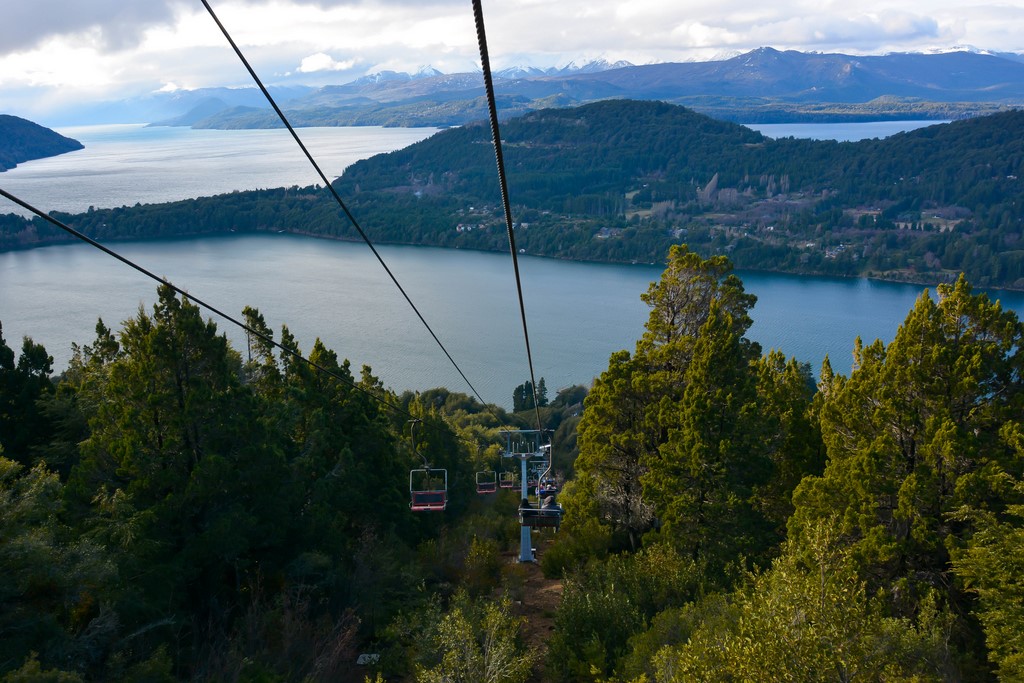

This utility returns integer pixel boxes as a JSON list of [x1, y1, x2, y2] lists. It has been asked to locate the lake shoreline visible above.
[[4, 119, 1017, 291], [1, 222, 1013, 293], [6, 232, 1021, 402]]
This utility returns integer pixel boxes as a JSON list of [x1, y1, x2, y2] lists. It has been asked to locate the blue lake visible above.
[[0, 124, 439, 217], [744, 119, 949, 141], [3, 234, 1022, 409]]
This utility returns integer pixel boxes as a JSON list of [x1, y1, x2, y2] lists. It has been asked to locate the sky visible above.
[[1, 0, 1022, 121]]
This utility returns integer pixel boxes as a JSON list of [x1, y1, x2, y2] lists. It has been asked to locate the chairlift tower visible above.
[[502, 429, 557, 562]]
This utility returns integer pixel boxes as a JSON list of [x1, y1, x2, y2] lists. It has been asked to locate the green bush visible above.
[[463, 536, 502, 597], [546, 580, 644, 682], [416, 592, 533, 683], [539, 518, 611, 579]]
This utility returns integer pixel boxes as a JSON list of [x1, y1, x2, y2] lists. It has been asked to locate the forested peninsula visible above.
[[3, 99, 1024, 289], [0, 115, 83, 172], [3, 245, 1023, 680]]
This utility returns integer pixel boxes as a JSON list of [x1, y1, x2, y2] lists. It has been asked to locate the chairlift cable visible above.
[[471, 0, 545, 434], [201, 0, 505, 427]]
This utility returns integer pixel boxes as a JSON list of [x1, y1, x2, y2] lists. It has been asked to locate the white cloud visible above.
[[670, 22, 742, 49], [1, 0, 1021, 122], [298, 52, 357, 72], [0, 37, 119, 89], [0, 0, 185, 54]]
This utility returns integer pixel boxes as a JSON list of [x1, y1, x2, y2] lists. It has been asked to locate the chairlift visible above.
[[407, 418, 446, 511], [518, 495, 563, 529], [499, 471, 519, 489], [410, 468, 448, 512], [539, 477, 560, 496], [476, 470, 497, 494]]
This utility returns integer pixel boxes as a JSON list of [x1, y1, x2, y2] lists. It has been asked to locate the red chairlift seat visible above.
[[499, 472, 519, 489], [476, 470, 497, 494], [410, 468, 447, 512]]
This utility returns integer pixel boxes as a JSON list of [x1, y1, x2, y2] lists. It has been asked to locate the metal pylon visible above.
[[502, 429, 548, 562]]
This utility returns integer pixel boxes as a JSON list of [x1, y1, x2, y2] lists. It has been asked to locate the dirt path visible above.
[[503, 541, 564, 682]]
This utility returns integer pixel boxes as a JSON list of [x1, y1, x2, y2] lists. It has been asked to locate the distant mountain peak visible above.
[[557, 58, 634, 74], [350, 70, 413, 86], [346, 58, 636, 86], [495, 65, 550, 80], [708, 49, 744, 62], [415, 65, 443, 78], [923, 44, 988, 55], [348, 65, 445, 86], [737, 46, 786, 65]]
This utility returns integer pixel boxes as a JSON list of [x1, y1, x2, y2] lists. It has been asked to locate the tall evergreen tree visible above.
[[536, 377, 548, 407], [68, 286, 290, 666], [789, 276, 1024, 676], [0, 322, 55, 466], [569, 245, 816, 568], [642, 300, 773, 566], [952, 423, 1024, 680]]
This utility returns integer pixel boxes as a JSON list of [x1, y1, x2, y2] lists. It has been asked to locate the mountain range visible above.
[[55, 47, 1024, 128]]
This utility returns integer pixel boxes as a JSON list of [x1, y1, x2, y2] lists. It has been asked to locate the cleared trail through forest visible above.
[[503, 544, 563, 683]]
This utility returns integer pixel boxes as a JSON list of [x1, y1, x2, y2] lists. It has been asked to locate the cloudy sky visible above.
[[2, 0, 1022, 120]]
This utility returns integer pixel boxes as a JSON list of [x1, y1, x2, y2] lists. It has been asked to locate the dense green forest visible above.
[[2, 244, 1022, 681], [4, 100, 1024, 288]]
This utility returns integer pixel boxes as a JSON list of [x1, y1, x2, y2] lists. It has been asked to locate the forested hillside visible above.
[[4, 100, 1024, 288], [2, 245, 1022, 681], [331, 100, 1024, 288], [0, 115, 83, 171]]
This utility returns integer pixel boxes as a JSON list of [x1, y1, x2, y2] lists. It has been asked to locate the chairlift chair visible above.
[[499, 471, 519, 489], [518, 496, 563, 529], [539, 476, 560, 496], [476, 470, 497, 494], [410, 468, 448, 512]]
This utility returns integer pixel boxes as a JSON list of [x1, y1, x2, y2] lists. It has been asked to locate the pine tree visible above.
[[536, 377, 548, 407], [0, 322, 55, 466], [642, 300, 772, 567], [569, 245, 815, 568], [512, 380, 535, 412], [952, 425, 1024, 680], [789, 276, 1024, 675], [70, 285, 290, 650]]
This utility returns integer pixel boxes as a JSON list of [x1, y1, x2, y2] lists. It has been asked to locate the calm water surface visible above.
[[5, 235, 1023, 408], [0, 124, 438, 217], [744, 120, 949, 141]]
